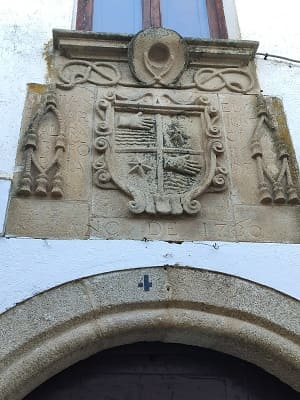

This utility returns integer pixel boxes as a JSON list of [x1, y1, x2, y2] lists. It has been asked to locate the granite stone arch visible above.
[[0, 266, 299, 399]]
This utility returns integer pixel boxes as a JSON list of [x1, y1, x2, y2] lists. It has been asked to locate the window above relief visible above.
[[76, 0, 228, 39]]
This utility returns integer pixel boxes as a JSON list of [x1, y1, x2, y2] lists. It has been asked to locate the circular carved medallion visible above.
[[128, 28, 188, 85]]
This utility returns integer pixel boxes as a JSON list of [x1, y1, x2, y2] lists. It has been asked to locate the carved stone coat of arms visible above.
[[93, 91, 226, 215], [92, 28, 227, 215]]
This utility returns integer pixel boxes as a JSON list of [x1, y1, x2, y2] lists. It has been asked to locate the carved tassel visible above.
[[18, 85, 65, 199], [35, 173, 48, 196]]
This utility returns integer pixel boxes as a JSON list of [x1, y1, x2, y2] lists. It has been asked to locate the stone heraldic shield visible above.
[[93, 92, 227, 216]]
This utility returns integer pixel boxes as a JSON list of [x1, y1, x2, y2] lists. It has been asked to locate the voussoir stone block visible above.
[[0, 267, 299, 399]]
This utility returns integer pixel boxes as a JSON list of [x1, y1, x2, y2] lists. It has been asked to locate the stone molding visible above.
[[53, 29, 258, 66], [0, 267, 299, 399]]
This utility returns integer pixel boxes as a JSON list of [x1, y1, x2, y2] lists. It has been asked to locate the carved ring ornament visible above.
[[128, 28, 188, 85]]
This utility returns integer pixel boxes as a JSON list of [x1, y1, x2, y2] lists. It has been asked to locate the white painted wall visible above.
[[0, 0, 74, 178], [0, 0, 299, 312], [236, 0, 300, 60], [0, 181, 10, 235], [235, 0, 300, 163], [223, 0, 241, 39], [0, 238, 300, 313]]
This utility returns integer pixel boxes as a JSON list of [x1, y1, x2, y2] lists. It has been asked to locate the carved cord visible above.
[[251, 95, 299, 204], [57, 60, 255, 94], [18, 85, 65, 198]]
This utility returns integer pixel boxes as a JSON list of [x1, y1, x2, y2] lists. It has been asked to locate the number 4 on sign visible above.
[[138, 275, 152, 292]]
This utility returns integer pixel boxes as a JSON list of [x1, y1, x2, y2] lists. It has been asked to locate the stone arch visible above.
[[0, 266, 299, 399]]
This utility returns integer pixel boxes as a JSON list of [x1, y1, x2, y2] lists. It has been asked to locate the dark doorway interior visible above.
[[25, 342, 299, 399]]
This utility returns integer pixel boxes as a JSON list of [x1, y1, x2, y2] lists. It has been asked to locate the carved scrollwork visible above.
[[56, 60, 255, 95], [93, 156, 113, 188], [212, 141, 225, 154], [94, 137, 109, 152], [251, 95, 299, 205], [95, 168, 111, 184], [212, 166, 228, 191], [205, 107, 221, 138], [55, 25, 257, 95], [57, 60, 121, 90], [18, 85, 65, 198], [182, 197, 202, 215], [93, 159, 106, 170], [194, 68, 254, 93], [92, 94, 122, 191]]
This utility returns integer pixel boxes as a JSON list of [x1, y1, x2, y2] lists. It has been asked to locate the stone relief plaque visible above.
[[5, 28, 300, 242]]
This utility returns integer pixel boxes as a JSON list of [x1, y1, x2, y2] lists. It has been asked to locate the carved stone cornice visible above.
[[53, 29, 258, 67]]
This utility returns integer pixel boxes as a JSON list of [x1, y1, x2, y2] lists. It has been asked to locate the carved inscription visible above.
[[60, 97, 90, 173], [88, 216, 237, 241], [148, 221, 178, 237], [93, 92, 227, 215], [18, 85, 66, 198], [251, 95, 299, 204]]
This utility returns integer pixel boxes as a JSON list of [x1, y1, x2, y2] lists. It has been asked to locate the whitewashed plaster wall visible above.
[[235, 0, 300, 163], [0, 0, 75, 179], [0, 0, 300, 313]]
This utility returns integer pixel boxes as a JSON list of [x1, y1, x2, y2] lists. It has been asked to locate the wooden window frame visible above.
[[76, 0, 94, 31], [206, 0, 228, 39], [76, 0, 228, 39], [142, 0, 161, 29]]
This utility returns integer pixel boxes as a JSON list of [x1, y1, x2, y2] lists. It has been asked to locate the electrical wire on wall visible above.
[[256, 52, 300, 64]]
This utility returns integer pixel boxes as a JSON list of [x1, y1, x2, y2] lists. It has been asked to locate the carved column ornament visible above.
[[18, 85, 66, 198], [251, 95, 299, 205]]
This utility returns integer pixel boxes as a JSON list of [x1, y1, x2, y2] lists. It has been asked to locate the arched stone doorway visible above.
[[24, 342, 299, 399], [0, 267, 299, 399]]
